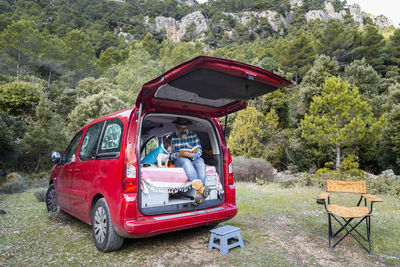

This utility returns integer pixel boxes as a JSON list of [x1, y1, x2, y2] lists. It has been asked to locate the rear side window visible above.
[[98, 118, 124, 157], [63, 131, 83, 164], [79, 122, 105, 161]]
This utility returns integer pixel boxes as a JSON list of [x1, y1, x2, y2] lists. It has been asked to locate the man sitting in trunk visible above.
[[170, 117, 210, 205]]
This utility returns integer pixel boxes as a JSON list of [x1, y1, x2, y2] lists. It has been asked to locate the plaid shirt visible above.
[[170, 131, 202, 160]]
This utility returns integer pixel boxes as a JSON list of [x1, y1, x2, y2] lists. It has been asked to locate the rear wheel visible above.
[[91, 198, 124, 252], [46, 184, 58, 213]]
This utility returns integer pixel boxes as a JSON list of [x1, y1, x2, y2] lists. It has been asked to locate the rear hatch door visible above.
[[136, 56, 291, 117]]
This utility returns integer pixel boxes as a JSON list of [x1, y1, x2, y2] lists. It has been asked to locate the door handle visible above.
[[74, 169, 80, 173]]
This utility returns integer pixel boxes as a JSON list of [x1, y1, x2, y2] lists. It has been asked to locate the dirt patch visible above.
[[264, 215, 385, 267], [118, 226, 222, 266]]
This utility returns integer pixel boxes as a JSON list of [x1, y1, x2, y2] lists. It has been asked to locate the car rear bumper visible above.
[[118, 204, 237, 238]]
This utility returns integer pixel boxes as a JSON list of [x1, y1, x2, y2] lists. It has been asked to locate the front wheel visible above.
[[46, 184, 58, 213], [91, 198, 124, 252]]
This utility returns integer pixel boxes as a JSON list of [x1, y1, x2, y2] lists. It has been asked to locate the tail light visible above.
[[223, 147, 234, 185], [122, 143, 138, 193]]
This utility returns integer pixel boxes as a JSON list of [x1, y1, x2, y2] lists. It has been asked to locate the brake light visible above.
[[228, 162, 234, 185], [122, 143, 138, 193], [223, 147, 234, 185]]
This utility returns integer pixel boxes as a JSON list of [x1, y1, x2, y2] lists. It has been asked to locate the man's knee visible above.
[[174, 157, 192, 167]]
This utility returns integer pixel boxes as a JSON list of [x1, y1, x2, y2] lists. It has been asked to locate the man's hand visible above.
[[182, 151, 195, 159]]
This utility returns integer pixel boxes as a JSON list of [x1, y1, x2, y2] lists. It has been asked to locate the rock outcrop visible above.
[[305, 2, 346, 23], [176, 0, 198, 6], [117, 1, 394, 44], [144, 11, 207, 43], [223, 10, 289, 33], [306, 2, 393, 28], [375, 14, 392, 28], [290, 0, 303, 9]]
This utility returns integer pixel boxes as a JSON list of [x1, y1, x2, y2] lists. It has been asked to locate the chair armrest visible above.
[[315, 192, 330, 200], [362, 194, 383, 202]]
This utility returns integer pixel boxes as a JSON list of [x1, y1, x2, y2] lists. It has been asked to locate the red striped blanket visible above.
[[140, 166, 220, 194]]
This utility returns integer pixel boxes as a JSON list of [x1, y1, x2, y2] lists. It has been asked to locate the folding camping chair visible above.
[[315, 179, 383, 254]]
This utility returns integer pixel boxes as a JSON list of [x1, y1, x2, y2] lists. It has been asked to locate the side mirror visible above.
[[50, 151, 62, 164]]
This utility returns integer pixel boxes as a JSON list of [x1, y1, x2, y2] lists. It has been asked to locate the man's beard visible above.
[[176, 129, 188, 138]]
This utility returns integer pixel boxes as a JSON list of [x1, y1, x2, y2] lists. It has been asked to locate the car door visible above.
[[70, 121, 105, 219], [56, 130, 83, 211]]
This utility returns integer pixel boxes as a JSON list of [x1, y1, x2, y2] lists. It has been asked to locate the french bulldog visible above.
[[157, 135, 174, 167], [142, 135, 174, 167]]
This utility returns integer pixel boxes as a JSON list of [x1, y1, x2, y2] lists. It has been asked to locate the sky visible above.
[[196, 0, 400, 27]]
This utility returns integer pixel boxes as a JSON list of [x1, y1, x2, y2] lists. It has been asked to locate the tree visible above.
[[37, 34, 68, 87], [383, 83, 400, 171], [114, 45, 161, 103], [386, 28, 400, 68], [228, 106, 267, 158], [67, 91, 127, 134], [301, 76, 386, 169], [228, 106, 285, 167], [22, 98, 68, 172], [63, 29, 96, 82], [0, 20, 43, 78], [141, 32, 159, 58], [0, 112, 25, 170], [360, 25, 385, 73], [0, 81, 42, 118], [159, 41, 204, 70], [274, 29, 316, 82], [317, 20, 362, 66], [98, 46, 122, 73], [343, 58, 381, 96], [300, 55, 339, 106]]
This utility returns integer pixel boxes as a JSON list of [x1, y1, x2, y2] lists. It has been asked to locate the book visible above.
[[177, 145, 201, 158]]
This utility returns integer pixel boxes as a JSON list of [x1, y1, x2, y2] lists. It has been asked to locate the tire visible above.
[[46, 184, 58, 213], [91, 198, 124, 252]]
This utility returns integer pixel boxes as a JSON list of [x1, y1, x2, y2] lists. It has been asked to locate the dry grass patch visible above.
[[0, 183, 399, 266]]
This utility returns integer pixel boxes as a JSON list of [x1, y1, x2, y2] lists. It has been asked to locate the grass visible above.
[[0, 183, 399, 266]]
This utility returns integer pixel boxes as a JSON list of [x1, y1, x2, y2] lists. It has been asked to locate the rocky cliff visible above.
[[305, 2, 392, 28], [118, 0, 394, 43]]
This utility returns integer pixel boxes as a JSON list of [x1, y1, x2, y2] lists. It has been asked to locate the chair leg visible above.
[[331, 215, 371, 253], [328, 213, 333, 249], [366, 216, 373, 255]]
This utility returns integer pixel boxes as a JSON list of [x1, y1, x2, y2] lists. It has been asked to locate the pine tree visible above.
[[317, 20, 362, 65], [343, 58, 381, 96], [383, 83, 400, 170], [301, 76, 386, 169], [360, 25, 385, 73], [386, 28, 400, 68], [228, 106, 267, 158], [274, 29, 316, 82]]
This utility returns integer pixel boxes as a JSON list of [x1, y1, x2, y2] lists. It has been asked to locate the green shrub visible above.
[[0, 178, 28, 194], [311, 155, 365, 187], [367, 177, 400, 196], [34, 189, 47, 202], [232, 156, 274, 184]]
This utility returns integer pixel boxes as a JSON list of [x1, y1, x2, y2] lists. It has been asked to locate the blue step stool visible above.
[[208, 225, 244, 254]]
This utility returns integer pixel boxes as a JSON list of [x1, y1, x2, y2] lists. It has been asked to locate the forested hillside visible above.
[[1, 0, 400, 176]]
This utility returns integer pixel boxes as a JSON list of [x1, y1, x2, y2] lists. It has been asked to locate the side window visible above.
[[141, 137, 159, 160], [79, 122, 105, 161], [98, 119, 124, 156], [63, 131, 83, 164]]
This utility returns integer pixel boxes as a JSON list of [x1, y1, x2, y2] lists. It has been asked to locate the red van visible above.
[[46, 56, 291, 252]]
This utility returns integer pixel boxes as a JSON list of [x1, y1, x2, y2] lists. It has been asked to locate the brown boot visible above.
[[192, 179, 210, 200]]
